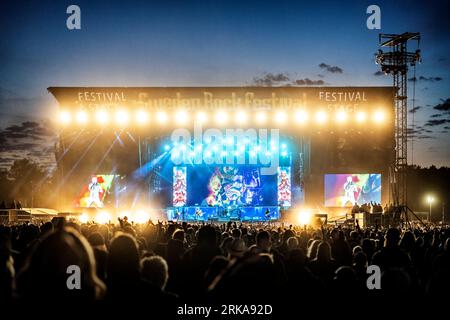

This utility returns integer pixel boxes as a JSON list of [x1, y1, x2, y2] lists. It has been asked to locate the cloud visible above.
[[408, 76, 443, 82], [431, 114, 443, 118], [407, 126, 436, 140], [0, 121, 56, 169], [409, 106, 421, 113], [433, 98, 450, 113], [407, 127, 423, 135], [373, 71, 384, 76], [294, 78, 325, 86], [424, 119, 450, 127], [318, 63, 343, 74], [252, 72, 291, 86]]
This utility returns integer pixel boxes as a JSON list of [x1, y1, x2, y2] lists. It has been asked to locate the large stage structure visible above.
[[49, 87, 394, 223]]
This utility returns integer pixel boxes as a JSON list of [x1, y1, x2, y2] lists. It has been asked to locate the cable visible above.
[[411, 63, 417, 165]]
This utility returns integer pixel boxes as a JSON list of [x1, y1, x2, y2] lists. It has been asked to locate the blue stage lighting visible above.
[[164, 144, 170, 151], [281, 143, 287, 149], [281, 150, 288, 157]]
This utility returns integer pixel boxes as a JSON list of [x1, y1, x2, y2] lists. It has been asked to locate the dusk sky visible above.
[[1, 0, 449, 170]]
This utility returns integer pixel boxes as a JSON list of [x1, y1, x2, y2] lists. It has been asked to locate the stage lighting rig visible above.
[[375, 32, 421, 211]]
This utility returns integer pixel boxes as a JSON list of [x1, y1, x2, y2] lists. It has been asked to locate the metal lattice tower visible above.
[[375, 32, 421, 207]]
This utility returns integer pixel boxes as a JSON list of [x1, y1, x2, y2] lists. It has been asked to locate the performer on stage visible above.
[[343, 176, 358, 205], [88, 176, 103, 207]]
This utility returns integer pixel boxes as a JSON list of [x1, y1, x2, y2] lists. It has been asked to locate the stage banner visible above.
[[277, 167, 292, 207], [48, 87, 395, 113], [173, 167, 187, 207]]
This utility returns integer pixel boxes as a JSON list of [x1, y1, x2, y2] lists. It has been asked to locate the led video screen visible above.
[[324, 174, 381, 207], [183, 166, 279, 207], [75, 174, 116, 208]]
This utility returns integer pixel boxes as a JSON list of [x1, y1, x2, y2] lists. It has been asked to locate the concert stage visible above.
[[49, 87, 394, 224]]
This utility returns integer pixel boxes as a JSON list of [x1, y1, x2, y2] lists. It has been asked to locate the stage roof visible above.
[[48, 86, 395, 112]]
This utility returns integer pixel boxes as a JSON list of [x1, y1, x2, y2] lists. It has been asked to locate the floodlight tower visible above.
[[375, 32, 421, 209]]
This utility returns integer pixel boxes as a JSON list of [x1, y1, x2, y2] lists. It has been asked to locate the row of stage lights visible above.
[[57, 109, 388, 126], [166, 140, 292, 159]]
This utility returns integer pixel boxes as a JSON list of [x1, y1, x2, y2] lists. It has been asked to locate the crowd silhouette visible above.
[[0, 217, 449, 311]]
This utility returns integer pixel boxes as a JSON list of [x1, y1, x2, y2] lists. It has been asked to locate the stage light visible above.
[[275, 110, 287, 124], [212, 144, 219, 151], [315, 110, 327, 124], [373, 110, 385, 123], [205, 150, 212, 157], [335, 110, 347, 123], [196, 111, 208, 123], [256, 111, 267, 124], [164, 144, 170, 151], [58, 110, 71, 124], [249, 150, 256, 157], [195, 144, 203, 151], [294, 110, 308, 124], [79, 213, 89, 224], [355, 111, 367, 123], [180, 144, 187, 151], [297, 210, 312, 225], [281, 150, 288, 157], [235, 110, 248, 124], [95, 211, 111, 224], [115, 110, 129, 125], [135, 110, 149, 124], [75, 110, 88, 124], [95, 110, 109, 125], [221, 151, 227, 157], [281, 143, 287, 149], [175, 109, 189, 124], [156, 111, 168, 124], [133, 210, 150, 224], [172, 151, 181, 162], [215, 110, 228, 125]]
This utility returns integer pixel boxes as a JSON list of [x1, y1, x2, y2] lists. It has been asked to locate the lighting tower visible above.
[[375, 32, 421, 208]]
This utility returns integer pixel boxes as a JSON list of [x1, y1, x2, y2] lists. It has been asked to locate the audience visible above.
[[0, 218, 449, 307]]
